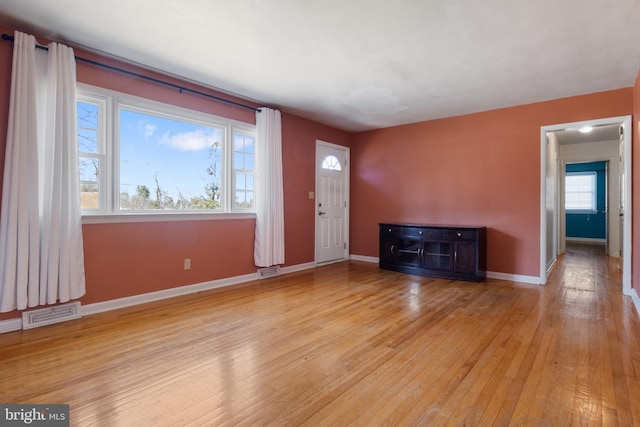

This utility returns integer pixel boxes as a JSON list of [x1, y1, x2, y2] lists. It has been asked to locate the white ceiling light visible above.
[[578, 126, 593, 133]]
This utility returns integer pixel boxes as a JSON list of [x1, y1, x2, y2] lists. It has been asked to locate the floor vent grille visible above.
[[22, 302, 82, 330], [257, 266, 280, 279]]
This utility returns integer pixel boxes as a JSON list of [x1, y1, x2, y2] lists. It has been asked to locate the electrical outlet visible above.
[[184, 259, 191, 270]]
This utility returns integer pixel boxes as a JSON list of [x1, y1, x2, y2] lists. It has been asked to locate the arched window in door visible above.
[[321, 155, 342, 171]]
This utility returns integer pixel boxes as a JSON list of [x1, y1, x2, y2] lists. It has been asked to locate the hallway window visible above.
[[565, 172, 597, 212]]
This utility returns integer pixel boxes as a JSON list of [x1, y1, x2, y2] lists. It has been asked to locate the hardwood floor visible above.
[[1, 244, 639, 426]]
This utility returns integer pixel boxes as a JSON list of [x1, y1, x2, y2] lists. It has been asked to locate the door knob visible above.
[[318, 211, 326, 216]]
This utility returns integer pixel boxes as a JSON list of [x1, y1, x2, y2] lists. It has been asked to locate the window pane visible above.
[[565, 173, 596, 211], [235, 190, 254, 209], [77, 101, 99, 153], [235, 191, 245, 206], [322, 155, 342, 171], [119, 108, 223, 211], [235, 172, 246, 190], [234, 135, 254, 159], [79, 156, 100, 210], [233, 132, 255, 209], [244, 153, 254, 170], [234, 134, 254, 153], [234, 152, 244, 169]]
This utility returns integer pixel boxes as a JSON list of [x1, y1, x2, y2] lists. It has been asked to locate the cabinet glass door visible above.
[[423, 241, 452, 270], [396, 237, 421, 268]]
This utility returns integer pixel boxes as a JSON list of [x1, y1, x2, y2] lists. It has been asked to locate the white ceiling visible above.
[[0, 0, 639, 132], [554, 124, 621, 145]]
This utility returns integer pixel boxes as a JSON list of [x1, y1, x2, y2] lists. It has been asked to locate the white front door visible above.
[[315, 141, 349, 264]]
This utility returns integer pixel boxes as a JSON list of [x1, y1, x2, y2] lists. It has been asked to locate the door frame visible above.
[[540, 115, 631, 296], [315, 140, 350, 265]]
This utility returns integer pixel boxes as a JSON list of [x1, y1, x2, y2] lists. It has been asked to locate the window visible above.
[[78, 95, 106, 212], [321, 155, 342, 171], [233, 133, 255, 209], [77, 85, 256, 216], [565, 172, 597, 212]]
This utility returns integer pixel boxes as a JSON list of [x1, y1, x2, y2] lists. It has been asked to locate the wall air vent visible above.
[[257, 266, 280, 279], [22, 302, 82, 330]]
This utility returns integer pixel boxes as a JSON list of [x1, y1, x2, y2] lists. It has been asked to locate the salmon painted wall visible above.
[[633, 70, 640, 296], [281, 113, 352, 265], [0, 25, 351, 320], [351, 89, 633, 278]]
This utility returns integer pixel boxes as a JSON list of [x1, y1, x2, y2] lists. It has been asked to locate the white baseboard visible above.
[[280, 262, 316, 274], [349, 253, 542, 285], [350, 254, 378, 263], [0, 317, 23, 334], [83, 261, 318, 316], [631, 288, 640, 319], [566, 237, 606, 245], [486, 271, 542, 285], [82, 272, 258, 316], [0, 258, 618, 334], [0, 261, 319, 334]]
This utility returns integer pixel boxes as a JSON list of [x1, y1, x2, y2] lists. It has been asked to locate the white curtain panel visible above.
[[0, 31, 86, 312], [254, 107, 285, 267]]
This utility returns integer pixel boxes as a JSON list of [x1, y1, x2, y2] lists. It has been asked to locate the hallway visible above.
[[541, 242, 639, 425]]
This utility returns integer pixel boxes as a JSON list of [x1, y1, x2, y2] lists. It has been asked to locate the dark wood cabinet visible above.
[[379, 223, 486, 282]]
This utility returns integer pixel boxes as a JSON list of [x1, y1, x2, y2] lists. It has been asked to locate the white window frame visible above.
[[231, 127, 257, 211], [77, 91, 110, 214], [565, 171, 597, 213], [78, 84, 256, 223]]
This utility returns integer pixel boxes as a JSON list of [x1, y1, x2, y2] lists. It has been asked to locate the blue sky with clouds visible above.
[[119, 109, 222, 200]]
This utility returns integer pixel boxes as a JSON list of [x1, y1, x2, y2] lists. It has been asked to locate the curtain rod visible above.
[[1, 33, 261, 113]]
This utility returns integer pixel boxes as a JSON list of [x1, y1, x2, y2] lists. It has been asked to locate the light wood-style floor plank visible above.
[[1, 243, 639, 426]]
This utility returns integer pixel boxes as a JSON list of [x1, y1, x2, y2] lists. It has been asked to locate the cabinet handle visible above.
[[457, 232, 462, 237], [419, 231, 423, 235], [390, 245, 394, 255], [454, 250, 457, 263]]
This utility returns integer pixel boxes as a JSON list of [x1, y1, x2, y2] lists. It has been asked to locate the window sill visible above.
[[82, 212, 256, 225]]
